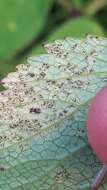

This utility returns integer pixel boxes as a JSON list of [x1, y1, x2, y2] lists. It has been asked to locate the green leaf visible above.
[[84, 0, 107, 16], [70, 0, 85, 9], [0, 35, 107, 189], [0, 0, 52, 60], [48, 17, 104, 39], [34, 17, 104, 54]]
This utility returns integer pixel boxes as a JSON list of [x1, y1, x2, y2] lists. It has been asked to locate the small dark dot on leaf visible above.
[[30, 108, 41, 114], [0, 166, 6, 172]]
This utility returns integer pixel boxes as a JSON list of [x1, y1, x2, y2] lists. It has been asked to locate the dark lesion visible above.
[[29, 108, 41, 114], [0, 166, 6, 172], [55, 166, 71, 182]]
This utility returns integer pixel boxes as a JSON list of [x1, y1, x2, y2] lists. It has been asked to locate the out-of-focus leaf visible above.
[[48, 17, 104, 39], [84, 0, 107, 16], [0, 0, 52, 60], [71, 0, 85, 9], [0, 35, 107, 189], [33, 17, 104, 54]]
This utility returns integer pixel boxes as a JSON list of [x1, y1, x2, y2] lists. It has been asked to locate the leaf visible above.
[[48, 17, 104, 39], [0, 35, 107, 190], [0, 0, 52, 60], [70, 0, 86, 9], [84, 0, 107, 16], [34, 17, 104, 54]]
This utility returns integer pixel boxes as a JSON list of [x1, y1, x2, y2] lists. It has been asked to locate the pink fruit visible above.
[[87, 85, 107, 164]]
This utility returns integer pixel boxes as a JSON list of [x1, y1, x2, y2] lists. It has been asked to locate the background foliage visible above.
[[0, 0, 107, 81]]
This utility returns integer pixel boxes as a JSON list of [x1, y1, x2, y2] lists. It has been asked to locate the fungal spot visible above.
[[30, 108, 41, 114], [27, 73, 35, 77], [63, 109, 68, 113], [55, 167, 70, 182], [59, 112, 64, 117], [0, 166, 6, 172]]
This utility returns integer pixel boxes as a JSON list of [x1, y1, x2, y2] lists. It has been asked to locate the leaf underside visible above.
[[0, 35, 107, 190]]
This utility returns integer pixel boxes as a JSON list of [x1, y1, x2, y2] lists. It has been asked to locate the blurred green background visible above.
[[0, 0, 107, 84]]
